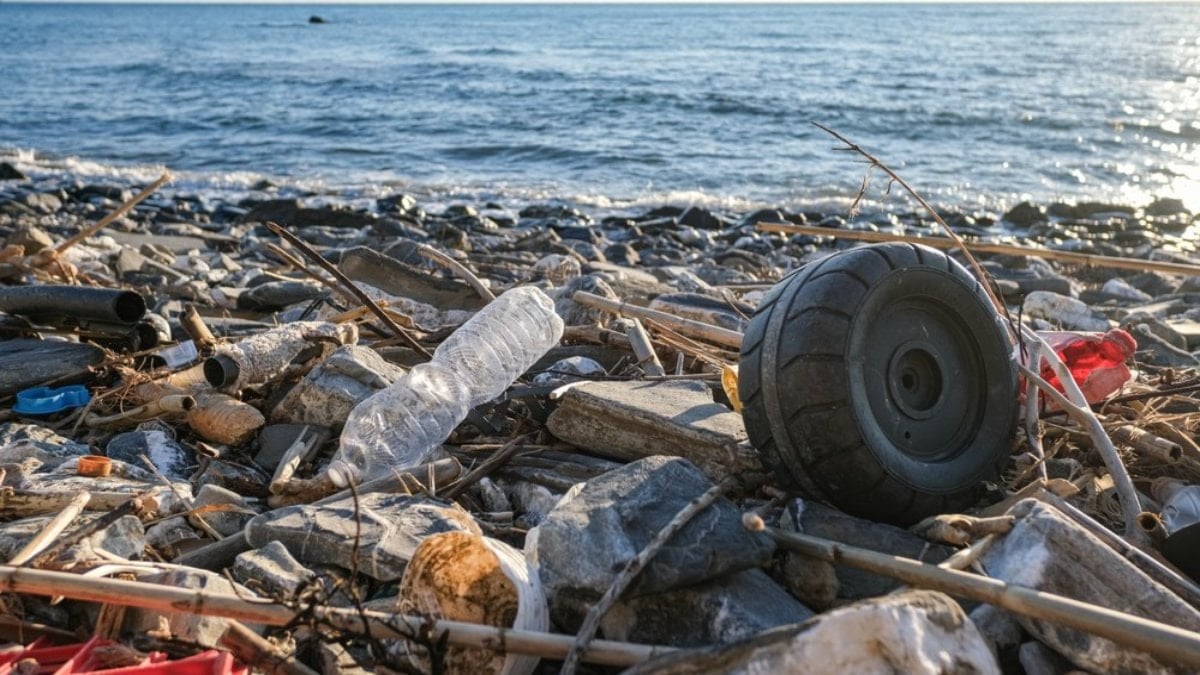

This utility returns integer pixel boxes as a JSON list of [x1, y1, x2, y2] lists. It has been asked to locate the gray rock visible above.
[[528, 456, 774, 630], [553, 274, 619, 327], [106, 429, 193, 482], [232, 540, 317, 599], [272, 345, 406, 428], [1131, 324, 1200, 368], [679, 205, 723, 230], [1019, 640, 1074, 675], [0, 513, 143, 564], [1003, 201, 1047, 227], [778, 499, 950, 609], [0, 423, 90, 468], [1146, 197, 1189, 217], [972, 499, 1200, 673], [530, 355, 606, 386], [1023, 291, 1111, 332], [601, 569, 812, 648], [648, 292, 751, 333], [255, 424, 332, 472], [245, 494, 480, 581], [628, 590, 999, 675], [127, 569, 257, 647], [236, 280, 325, 312], [145, 517, 203, 559], [190, 484, 256, 537], [1099, 277, 1153, 303], [545, 380, 762, 483], [0, 339, 106, 396], [1166, 318, 1200, 350], [0, 162, 26, 181], [338, 246, 485, 312]]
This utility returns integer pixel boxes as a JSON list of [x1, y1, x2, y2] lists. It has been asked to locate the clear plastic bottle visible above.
[[328, 286, 564, 487]]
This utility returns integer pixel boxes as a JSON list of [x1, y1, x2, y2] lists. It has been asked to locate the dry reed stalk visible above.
[[571, 290, 744, 348], [560, 477, 736, 675], [0, 566, 672, 667], [265, 221, 431, 358], [758, 222, 1200, 278], [756, 521, 1200, 668]]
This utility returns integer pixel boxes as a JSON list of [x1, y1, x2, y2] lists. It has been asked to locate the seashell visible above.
[[187, 394, 264, 446], [398, 530, 548, 675]]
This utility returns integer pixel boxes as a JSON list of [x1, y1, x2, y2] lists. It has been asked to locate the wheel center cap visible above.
[[887, 341, 946, 421]]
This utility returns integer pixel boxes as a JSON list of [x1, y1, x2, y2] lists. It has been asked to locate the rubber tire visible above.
[[739, 243, 1017, 525]]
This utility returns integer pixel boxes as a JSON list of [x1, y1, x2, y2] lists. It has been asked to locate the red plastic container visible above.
[[0, 637, 245, 675], [1037, 328, 1137, 404]]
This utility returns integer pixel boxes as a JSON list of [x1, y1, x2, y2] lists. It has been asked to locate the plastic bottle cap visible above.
[[78, 455, 112, 478]]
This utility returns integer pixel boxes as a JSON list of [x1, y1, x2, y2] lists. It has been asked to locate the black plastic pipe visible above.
[[0, 286, 146, 325]]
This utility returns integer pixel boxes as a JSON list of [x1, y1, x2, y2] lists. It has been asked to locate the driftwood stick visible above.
[[45, 172, 172, 258], [573, 290, 743, 348], [560, 477, 735, 675], [755, 522, 1200, 669], [1022, 340, 1049, 482], [0, 488, 136, 516], [1110, 424, 1182, 463], [7, 491, 90, 565], [626, 318, 666, 377], [757, 222, 1200, 279], [219, 619, 319, 675], [265, 221, 431, 358], [417, 243, 495, 301], [30, 496, 143, 569], [0, 566, 673, 667]]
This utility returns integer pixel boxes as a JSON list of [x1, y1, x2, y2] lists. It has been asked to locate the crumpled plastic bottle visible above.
[[328, 286, 564, 487], [1038, 328, 1137, 404]]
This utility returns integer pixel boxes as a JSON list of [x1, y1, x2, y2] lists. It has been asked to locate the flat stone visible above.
[[245, 494, 480, 581], [972, 499, 1200, 673], [0, 513, 144, 564], [1166, 318, 1200, 350], [232, 540, 317, 599], [628, 590, 999, 675], [0, 339, 106, 396], [601, 569, 812, 648], [528, 456, 774, 631], [237, 280, 325, 312], [109, 231, 210, 254], [778, 499, 951, 609], [1023, 291, 1111, 332], [272, 345, 406, 429], [0, 423, 90, 469], [127, 569, 258, 647], [106, 429, 194, 482], [190, 484, 256, 538], [1130, 324, 1200, 368], [338, 246, 485, 311], [545, 380, 762, 483]]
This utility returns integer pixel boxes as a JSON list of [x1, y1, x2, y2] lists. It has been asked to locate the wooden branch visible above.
[[180, 304, 217, 353], [560, 477, 735, 675], [0, 566, 674, 668], [264, 221, 431, 358], [0, 488, 136, 516], [757, 522, 1200, 669], [758, 222, 1200, 278], [626, 318, 666, 377], [1111, 424, 1182, 463], [219, 619, 319, 675], [7, 491, 90, 565], [572, 291, 743, 349], [44, 172, 172, 259], [440, 435, 527, 500]]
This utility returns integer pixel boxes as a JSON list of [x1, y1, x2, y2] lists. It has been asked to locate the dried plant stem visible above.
[[572, 290, 743, 349], [626, 318, 666, 377], [6, 491, 90, 565], [760, 524, 1200, 668], [1022, 340, 1049, 482], [417, 243, 495, 301], [758, 222, 1200, 278], [560, 477, 735, 675], [265, 221, 431, 358], [45, 172, 172, 259], [0, 566, 673, 667], [440, 434, 528, 500]]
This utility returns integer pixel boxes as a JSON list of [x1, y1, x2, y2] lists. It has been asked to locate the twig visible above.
[[7, 491, 91, 565], [1023, 340, 1049, 482], [625, 318, 666, 377], [264, 221, 431, 358], [417, 244, 495, 301], [571, 291, 743, 349], [754, 521, 1200, 669], [42, 172, 172, 260], [0, 566, 674, 667], [29, 496, 144, 568], [138, 453, 222, 540], [757, 221, 1200, 279], [440, 434, 529, 500], [219, 619, 319, 675], [559, 477, 735, 675]]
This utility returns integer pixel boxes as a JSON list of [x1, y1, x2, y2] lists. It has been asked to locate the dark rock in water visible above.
[[520, 203, 591, 222], [640, 205, 684, 220], [240, 199, 376, 229], [1003, 201, 1046, 227], [74, 184, 131, 202], [236, 280, 325, 312], [0, 339, 106, 396], [1048, 201, 1135, 220], [679, 205, 723, 230], [0, 162, 26, 181], [107, 428, 194, 482], [603, 243, 640, 266], [739, 208, 788, 228], [1145, 197, 1189, 217], [309, 15, 327, 24]]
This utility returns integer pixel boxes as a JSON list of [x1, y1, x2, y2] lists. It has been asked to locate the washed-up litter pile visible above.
[[2, 159, 1200, 674]]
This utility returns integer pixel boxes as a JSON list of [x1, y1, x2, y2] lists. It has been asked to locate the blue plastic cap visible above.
[[13, 385, 92, 416]]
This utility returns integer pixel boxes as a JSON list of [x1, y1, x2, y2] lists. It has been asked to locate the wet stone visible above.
[[245, 494, 480, 581], [529, 456, 774, 630], [232, 540, 317, 599]]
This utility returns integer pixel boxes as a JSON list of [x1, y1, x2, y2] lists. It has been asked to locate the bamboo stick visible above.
[[755, 522, 1200, 668], [572, 291, 743, 349], [1111, 424, 1182, 463], [626, 318, 666, 377], [757, 222, 1200, 278], [0, 566, 673, 667], [6, 491, 90, 565]]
